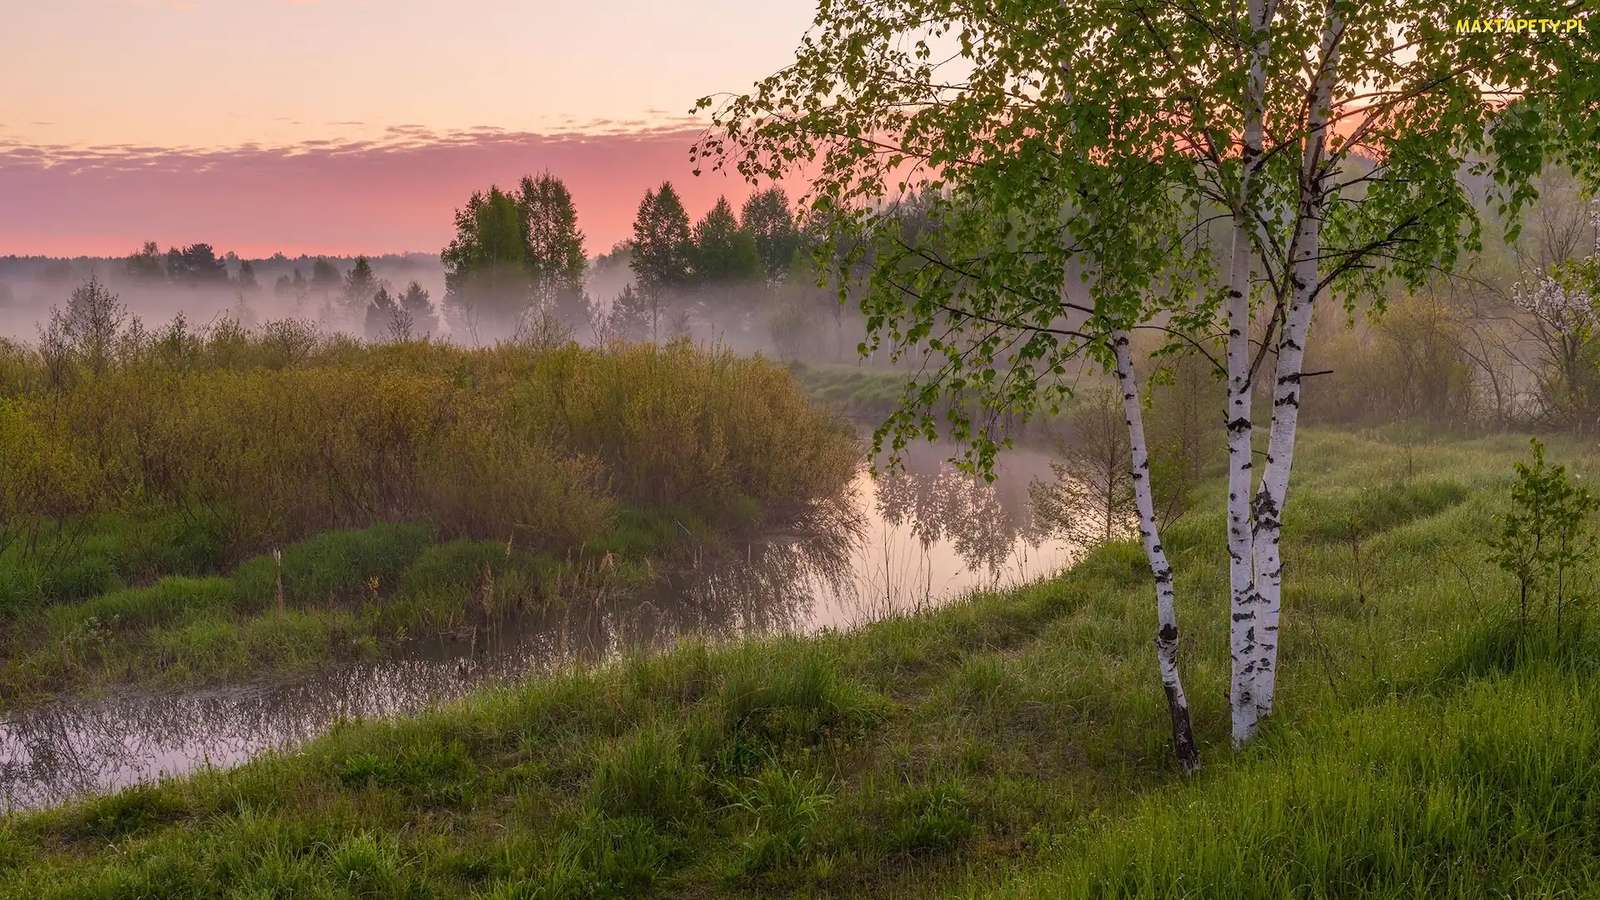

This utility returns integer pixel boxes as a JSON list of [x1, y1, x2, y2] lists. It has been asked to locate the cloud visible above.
[[0, 124, 783, 257]]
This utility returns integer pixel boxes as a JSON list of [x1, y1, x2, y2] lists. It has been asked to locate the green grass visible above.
[[0, 339, 858, 706], [789, 362, 912, 421], [1, 338, 857, 606], [0, 522, 640, 707], [1, 429, 1596, 898], [788, 361, 1079, 442]]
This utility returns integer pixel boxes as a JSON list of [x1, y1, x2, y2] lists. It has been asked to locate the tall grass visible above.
[[6, 430, 1594, 897], [0, 331, 856, 610]]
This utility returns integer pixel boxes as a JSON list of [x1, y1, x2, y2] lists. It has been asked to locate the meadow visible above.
[[3, 428, 1592, 898], [0, 327, 857, 704]]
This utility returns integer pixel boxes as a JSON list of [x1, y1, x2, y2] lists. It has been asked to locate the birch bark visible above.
[[1112, 330, 1199, 772], [1248, 4, 1344, 722], [1226, 0, 1273, 746]]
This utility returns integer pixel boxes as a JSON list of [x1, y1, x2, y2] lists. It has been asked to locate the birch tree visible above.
[[699, 0, 1600, 761]]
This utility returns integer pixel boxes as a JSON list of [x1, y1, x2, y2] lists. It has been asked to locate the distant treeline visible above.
[[1, 174, 864, 360], [438, 172, 839, 351]]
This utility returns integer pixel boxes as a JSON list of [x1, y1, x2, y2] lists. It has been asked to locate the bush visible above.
[[0, 332, 855, 563], [1304, 292, 1479, 428], [1487, 439, 1598, 640]]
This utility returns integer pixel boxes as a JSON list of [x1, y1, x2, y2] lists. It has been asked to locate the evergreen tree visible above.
[[365, 285, 403, 341], [398, 281, 435, 337], [605, 284, 650, 342], [343, 256, 378, 309], [310, 258, 341, 297]]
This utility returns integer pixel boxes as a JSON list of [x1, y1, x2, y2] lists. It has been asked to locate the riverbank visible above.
[[788, 361, 1079, 440], [0, 442, 1083, 811], [0, 337, 857, 708], [5, 428, 1592, 897]]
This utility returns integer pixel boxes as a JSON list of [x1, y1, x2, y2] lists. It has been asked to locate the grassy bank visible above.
[[788, 363, 910, 422], [3, 428, 1593, 897], [788, 362, 1080, 439], [0, 332, 856, 704]]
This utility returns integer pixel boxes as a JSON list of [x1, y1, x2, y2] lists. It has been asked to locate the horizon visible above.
[[2, 0, 816, 257]]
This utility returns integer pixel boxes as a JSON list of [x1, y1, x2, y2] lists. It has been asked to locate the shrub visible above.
[[1303, 292, 1479, 428], [1487, 439, 1598, 641], [0, 331, 854, 565]]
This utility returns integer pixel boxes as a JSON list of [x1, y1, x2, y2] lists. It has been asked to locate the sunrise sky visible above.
[[1, 0, 817, 257]]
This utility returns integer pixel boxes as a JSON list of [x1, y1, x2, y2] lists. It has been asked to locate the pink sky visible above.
[[0, 126, 782, 258], [2, 0, 816, 257]]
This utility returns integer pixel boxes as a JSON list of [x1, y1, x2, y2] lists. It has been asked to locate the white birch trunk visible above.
[[1249, 3, 1344, 721], [1112, 331, 1199, 772], [1226, 0, 1273, 746]]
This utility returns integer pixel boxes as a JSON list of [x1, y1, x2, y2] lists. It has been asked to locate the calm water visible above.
[[0, 442, 1088, 812]]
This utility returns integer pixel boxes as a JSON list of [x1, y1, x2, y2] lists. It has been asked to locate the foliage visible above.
[[699, 0, 1600, 755], [441, 185, 529, 340], [699, 0, 1596, 471], [398, 281, 436, 338], [1512, 203, 1600, 430], [365, 285, 406, 341], [1030, 389, 1133, 548], [40, 275, 130, 380], [6, 433, 1596, 898], [741, 187, 802, 282], [1305, 292, 1480, 428], [442, 174, 591, 341], [692, 196, 763, 285], [309, 258, 341, 295], [1487, 439, 1598, 640], [518, 171, 589, 329], [123, 241, 164, 281], [161, 243, 228, 284], [628, 183, 695, 342], [0, 326, 856, 570], [343, 256, 378, 310]]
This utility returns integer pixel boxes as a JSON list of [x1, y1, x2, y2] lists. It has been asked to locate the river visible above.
[[0, 440, 1092, 812]]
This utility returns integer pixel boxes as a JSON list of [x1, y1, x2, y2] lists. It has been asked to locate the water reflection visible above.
[[1, 442, 1086, 813]]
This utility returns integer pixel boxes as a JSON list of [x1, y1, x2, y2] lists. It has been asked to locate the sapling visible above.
[[1488, 439, 1598, 649]]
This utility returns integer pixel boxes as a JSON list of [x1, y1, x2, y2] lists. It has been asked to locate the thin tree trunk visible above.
[[1113, 331, 1200, 773], [1249, 1, 1343, 723], [1225, 0, 1273, 746]]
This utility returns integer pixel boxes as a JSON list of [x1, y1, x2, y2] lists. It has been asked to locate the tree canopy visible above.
[[442, 175, 590, 339], [702, 0, 1600, 760], [631, 182, 694, 299], [741, 187, 802, 281], [691, 196, 762, 284]]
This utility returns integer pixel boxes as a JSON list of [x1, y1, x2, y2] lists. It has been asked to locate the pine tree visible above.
[[398, 281, 435, 338], [343, 256, 378, 309]]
